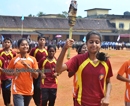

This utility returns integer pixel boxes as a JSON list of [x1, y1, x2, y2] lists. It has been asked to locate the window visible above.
[[119, 23, 124, 29]]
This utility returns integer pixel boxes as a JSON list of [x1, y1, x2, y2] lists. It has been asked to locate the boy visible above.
[[0, 38, 16, 106], [0, 56, 5, 94], [30, 34, 48, 106]]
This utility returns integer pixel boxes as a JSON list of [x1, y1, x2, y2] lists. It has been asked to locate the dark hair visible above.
[[86, 30, 102, 42], [47, 45, 56, 52], [37, 34, 45, 41], [77, 44, 86, 54], [86, 31, 108, 61], [96, 52, 109, 61], [3, 37, 12, 44], [17, 38, 29, 48]]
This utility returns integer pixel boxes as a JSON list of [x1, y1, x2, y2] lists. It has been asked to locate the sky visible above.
[[0, 0, 129, 17]]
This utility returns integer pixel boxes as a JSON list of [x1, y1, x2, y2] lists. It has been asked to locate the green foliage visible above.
[[77, 16, 82, 18], [37, 12, 45, 17]]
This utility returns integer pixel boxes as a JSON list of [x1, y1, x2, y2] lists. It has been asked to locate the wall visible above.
[[30, 34, 38, 41], [87, 10, 109, 16], [11, 34, 22, 40], [110, 19, 130, 30], [96, 10, 109, 15]]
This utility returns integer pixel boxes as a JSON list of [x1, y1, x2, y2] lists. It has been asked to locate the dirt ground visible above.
[[0, 48, 129, 106]]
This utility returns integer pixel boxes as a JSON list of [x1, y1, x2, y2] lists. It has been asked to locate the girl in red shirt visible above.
[[56, 30, 113, 106], [39, 45, 59, 106], [68, 44, 87, 105]]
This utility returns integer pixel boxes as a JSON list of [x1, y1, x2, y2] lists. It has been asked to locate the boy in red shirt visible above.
[[0, 56, 5, 94], [30, 34, 48, 106], [0, 38, 16, 106]]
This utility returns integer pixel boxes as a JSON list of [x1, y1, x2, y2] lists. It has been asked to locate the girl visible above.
[[7, 38, 38, 106], [68, 44, 87, 105], [55, 30, 113, 106], [38, 45, 58, 106], [117, 60, 130, 106]]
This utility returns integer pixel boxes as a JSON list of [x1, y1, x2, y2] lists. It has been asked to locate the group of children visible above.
[[0, 35, 59, 106], [0, 31, 130, 106]]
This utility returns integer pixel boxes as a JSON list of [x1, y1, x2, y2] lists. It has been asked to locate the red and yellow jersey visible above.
[[73, 74, 78, 98], [0, 56, 5, 77], [0, 56, 5, 69], [29, 47, 48, 62], [0, 49, 16, 80], [7, 54, 38, 95], [118, 60, 130, 102], [65, 53, 113, 106], [0, 56, 5, 94], [38, 57, 57, 88]]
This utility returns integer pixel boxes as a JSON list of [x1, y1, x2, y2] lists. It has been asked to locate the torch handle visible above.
[[67, 26, 73, 59]]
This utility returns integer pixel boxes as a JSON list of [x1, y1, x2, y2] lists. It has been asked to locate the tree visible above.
[[28, 14, 33, 17], [62, 11, 68, 18], [37, 12, 45, 17], [77, 16, 82, 18], [28, 14, 35, 17], [57, 14, 66, 18], [57, 11, 69, 18], [124, 11, 130, 15]]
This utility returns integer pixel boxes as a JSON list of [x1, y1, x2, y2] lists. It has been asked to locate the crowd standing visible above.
[[0, 31, 129, 106]]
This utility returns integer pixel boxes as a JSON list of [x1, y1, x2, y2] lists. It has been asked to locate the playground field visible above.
[[0, 48, 128, 106]]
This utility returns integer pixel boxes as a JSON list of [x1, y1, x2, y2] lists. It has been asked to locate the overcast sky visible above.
[[0, 0, 129, 17]]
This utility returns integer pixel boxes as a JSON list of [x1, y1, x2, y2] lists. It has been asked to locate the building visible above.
[[85, 8, 130, 42], [85, 8, 111, 17], [0, 14, 117, 42]]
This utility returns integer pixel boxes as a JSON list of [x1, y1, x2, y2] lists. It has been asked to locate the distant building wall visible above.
[[87, 10, 109, 16], [12, 34, 22, 40], [87, 10, 97, 16], [30, 34, 38, 41], [96, 10, 109, 15], [72, 35, 80, 41], [110, 19, 130, 30]]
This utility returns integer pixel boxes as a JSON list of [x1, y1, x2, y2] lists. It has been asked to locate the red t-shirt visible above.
[[0, 49, 16, 80], [65, 53, 113, 106], [39, 57, 57, 88], [0, 56, 5, 79], [29, 47, 48, 62]]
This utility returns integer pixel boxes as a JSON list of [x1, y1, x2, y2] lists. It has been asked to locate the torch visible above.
[[67, 0, 77, 59]]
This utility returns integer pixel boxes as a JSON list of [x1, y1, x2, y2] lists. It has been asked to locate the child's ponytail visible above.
[[96, 52, 109, 61]]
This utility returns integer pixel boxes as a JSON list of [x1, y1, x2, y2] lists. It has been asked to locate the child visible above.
[[117, 60, 130, 106], [0, 56, 5, 94], [68, 44, 87, 105], [38, 45, 59, 106], [30, 34, 48, 106], [55, 30, 113, 106], [0, 37, 16, 106], [7, 38, 38, 106], [30, 34, 48, 62]]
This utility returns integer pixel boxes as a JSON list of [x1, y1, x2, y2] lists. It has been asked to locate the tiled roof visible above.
[[0, 15, 115, 30]]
